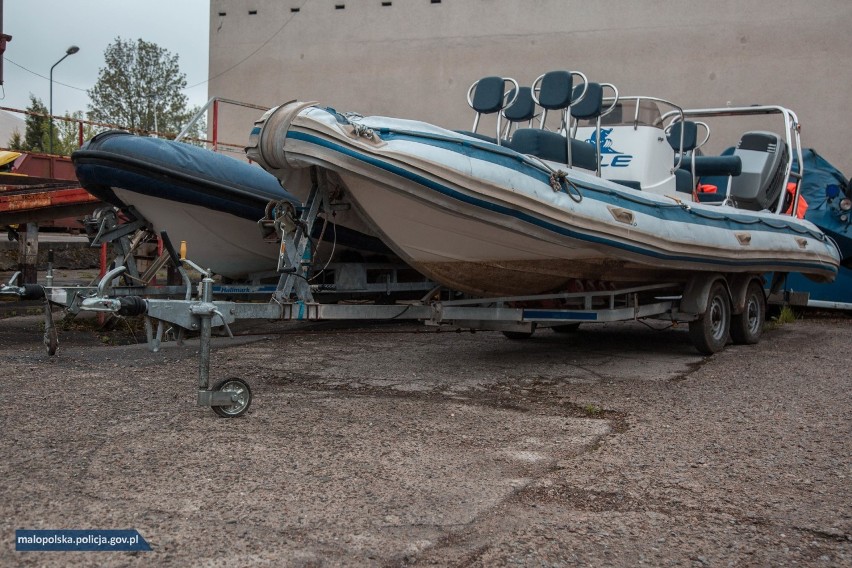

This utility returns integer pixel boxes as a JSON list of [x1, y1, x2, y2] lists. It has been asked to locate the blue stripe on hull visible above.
[[287, 131, 837, 276], [375, 130, 825, 237]]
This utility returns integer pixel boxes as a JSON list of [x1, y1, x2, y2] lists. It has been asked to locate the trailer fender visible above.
[[680, 273, 729, 316], [728, 274, 765, 315]]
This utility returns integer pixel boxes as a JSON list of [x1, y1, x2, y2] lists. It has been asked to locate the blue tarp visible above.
[[72, 130, 297, 221], [793, 149, 851, 263], [786, 149, 852, 307]]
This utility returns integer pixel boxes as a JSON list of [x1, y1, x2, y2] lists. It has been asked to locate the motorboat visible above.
[[72, 131, 388, 279], [246, 71, 841, 297]]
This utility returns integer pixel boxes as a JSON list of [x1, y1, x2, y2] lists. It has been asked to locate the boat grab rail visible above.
[[465, 77, 520, 146], [600, 95, 686, 173], [598, 83, 621, 121], [664, 120, 711, 192], [531, 70, 590, 129], [660, 105, 804, 216], [584, 82, 619, 177], [664, 120, 711, 151]]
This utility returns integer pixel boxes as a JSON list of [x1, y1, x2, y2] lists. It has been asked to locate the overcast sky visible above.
[[1, 0, 209, 118]]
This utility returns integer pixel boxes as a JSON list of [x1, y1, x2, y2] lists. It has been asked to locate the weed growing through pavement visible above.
[[583, 403, 603, 417], [768, 305, 799, 329]]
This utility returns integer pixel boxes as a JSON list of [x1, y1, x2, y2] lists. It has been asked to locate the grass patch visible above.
[[777, 305, 798, 324], [583, 403, 603, 417], [767, 305, 799, 330]]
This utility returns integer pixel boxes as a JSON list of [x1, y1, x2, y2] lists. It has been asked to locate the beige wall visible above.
[[209, 0, 852, 174]]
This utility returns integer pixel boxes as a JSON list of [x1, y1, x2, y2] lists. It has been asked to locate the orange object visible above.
[[784, 182, 808, 219], [693, 183, 717, 202]]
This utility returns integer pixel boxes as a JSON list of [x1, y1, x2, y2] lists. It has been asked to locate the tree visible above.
[[52, 111, 100, 155], [6, 96, 100, 155], [21, 94, 50, 152], [8, 129, 23, 151], [88, 37, 199, 139]]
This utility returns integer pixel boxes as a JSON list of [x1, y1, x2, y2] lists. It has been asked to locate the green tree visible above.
[[21, 94, 51, 152], [8, 129, 23, 151], [52, 111, 100, 155], [87, 37, 198, 139], [7, 96, 97, 155]]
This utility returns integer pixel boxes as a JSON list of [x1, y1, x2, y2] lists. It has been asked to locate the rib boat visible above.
[[72, 131, 387, 278], [246, 71, 841, 297]]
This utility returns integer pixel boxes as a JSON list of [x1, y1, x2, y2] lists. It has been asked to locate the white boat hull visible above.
[[113, 189, 279, 278], [248, 103, 841, 296]]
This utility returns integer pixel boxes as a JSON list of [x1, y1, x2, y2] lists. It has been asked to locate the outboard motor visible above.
[[729, 131, 789, 211]]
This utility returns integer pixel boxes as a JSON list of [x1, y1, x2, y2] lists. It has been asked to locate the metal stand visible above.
[[269, 169, 330, 304]]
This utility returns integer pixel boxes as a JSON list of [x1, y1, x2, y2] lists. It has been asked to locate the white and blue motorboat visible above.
[[246, 71, 841, 297]]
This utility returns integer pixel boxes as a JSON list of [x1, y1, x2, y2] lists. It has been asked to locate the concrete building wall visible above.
[[208, 0, 852, 174]]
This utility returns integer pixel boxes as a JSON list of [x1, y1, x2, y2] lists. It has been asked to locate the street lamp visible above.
[[48, 45, 80, 155], [145, 93, 159, 137]]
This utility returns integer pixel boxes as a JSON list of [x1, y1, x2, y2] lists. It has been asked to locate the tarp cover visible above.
[[72, 130, 297, 221], [794, 148, 851, 263]]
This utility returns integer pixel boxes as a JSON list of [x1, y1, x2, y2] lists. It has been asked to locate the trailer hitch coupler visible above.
[[117, 295, 147, 317]]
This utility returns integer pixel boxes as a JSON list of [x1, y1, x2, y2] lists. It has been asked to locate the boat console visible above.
[[728, 131, 789, 211], [675, 105, 803, 216]]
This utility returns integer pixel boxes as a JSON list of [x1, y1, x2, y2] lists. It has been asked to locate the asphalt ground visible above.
[[0, 311, 849, 566]]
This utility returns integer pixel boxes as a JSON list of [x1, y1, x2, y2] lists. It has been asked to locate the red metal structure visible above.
[[0, 153, 100, 226]]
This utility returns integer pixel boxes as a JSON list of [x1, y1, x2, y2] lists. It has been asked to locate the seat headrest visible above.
[[571, 82, 603, 120], [471, 76, 507, 114], [538, 70, 575, 110], [667, 121, 698, 152], [503, 87, 536, 122]]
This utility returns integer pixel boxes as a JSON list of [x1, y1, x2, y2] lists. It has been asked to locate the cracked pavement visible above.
[[0, 314, 849, 566]]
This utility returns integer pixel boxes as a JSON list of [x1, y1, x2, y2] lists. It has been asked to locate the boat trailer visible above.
[[1, 170, 772, 417]]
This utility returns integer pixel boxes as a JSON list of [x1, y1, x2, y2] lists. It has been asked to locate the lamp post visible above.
[[146, 93, 159, 137], [48, 45, 79, 155]]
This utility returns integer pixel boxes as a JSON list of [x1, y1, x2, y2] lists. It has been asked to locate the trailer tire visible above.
[[730, 281, 765, 345], [688, 281, 731, 355], [211, 378, 252, 418]]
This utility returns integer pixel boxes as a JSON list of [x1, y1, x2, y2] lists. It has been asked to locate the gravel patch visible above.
[[0, 313, 848, 566]]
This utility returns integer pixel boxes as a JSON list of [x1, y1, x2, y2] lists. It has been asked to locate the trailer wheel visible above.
[[730, 281, 765, 345], [552, 323, 581, 334], [211, 378, 252, 418], [688, 281, 731, 355]]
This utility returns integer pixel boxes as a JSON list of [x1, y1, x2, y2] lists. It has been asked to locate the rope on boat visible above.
[[351, 122, 376, 140], [549, 169, 583, 203], [308, 215, 337, 283]]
